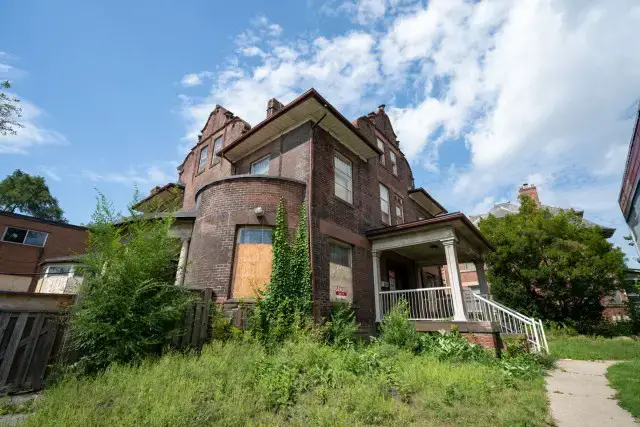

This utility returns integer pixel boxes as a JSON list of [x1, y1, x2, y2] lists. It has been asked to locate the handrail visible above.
[[380, 287, 449, 294], [465, 290, 548, 353], [379, 287, 454, 321]]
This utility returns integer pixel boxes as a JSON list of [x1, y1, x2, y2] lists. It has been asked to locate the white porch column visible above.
[[474, 260, 489, 297], [442, 237, 467, 321], [372, 251, 382, 322], [174, 237, 191, 286]]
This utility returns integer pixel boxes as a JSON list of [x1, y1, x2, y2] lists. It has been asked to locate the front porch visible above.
[[366, 213, 548, 352]]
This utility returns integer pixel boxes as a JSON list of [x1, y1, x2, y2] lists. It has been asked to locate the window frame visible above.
[[394, 194, 404, 224], [380, 183, 390, 224], [333, 152, 353, 204], [389, 150, 398, 176], [1, 226, 49, 247], [329, 240, 352, 268], [250, 155, 270, 175], [211, 136, 223, 166], [376, 138, 386, 166], [197, 145, 209, 175], [236, 226, 273, 245]]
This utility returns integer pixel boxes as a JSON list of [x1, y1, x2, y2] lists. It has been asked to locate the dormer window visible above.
[[197, 145, 208, 174]]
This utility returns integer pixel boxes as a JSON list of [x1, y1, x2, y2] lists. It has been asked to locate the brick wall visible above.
[[179, 107, 250, 211], [184, 176, 306, 297], [0, 213, 87, 291]]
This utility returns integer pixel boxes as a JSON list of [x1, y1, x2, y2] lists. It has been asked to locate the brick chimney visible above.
[[266, 98, 284, 118], [518, 183, 540, 205]]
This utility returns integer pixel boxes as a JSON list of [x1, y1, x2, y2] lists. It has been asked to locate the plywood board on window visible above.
[[232, 244, 272, 298], [330, 263, 353, 303]]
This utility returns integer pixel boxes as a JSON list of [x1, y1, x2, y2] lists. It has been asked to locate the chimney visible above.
[[518, 183, 540, 206], [378, 104, 386, 113], [266, 98, 284, 118]]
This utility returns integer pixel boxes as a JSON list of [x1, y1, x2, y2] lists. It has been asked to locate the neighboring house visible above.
[[0, 212, 87, 293], [138, 88, 546, 351], [619, 104, 640, 255]]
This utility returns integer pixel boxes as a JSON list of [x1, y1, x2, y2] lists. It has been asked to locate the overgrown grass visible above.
[[607, 361, 640, 419], [26, 337, 552, 426], [548, 335, 640, 360]]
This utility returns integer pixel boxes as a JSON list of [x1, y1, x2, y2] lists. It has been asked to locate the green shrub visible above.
[[67, 193, 193, 375], [325, 303, 359, 348], [378, 299, 419, 350], [418, 330, 493, 363]]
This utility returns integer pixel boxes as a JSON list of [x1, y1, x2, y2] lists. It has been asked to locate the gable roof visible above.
[[219, 88, 381, 162]]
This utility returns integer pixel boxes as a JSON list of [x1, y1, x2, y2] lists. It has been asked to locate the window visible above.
[[250, 156, 270, 175], [394, 194, 404, 224], [211, 136, 223, 165], [376, 138, 385, 165], [47, 265, 72, 276], [459, 263, 476, 272], [2, 226, 48, 247], [334, 152, 353, 203], [329, 241, 353, 303], [330, 242, 351, 267], [197, 145, 208, 174], [380, 184, 390, 224], [237, 226, 273, 244], [389, 151, 398, 175]]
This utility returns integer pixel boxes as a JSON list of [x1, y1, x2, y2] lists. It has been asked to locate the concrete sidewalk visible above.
[[546, 359, 638, 427]]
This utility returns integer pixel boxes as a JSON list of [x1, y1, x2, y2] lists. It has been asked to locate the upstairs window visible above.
[[389, 151, 398, 176], [394, 194, 404, 224], [197, 145, 208, 174], [2, 226, 48, 247], [380, 184, 390, 224], [376, 139, 385, 165], [211, 136, 223, 165], [250, 155, 270, 175], [334, 152, 353, 203]]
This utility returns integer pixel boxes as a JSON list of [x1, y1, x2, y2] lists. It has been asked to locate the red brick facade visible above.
[[0, 212, 87, 291], [173, 92, 450, 328]]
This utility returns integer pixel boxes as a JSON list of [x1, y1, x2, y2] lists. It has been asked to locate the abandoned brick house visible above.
[[137, 88, 547, 351]]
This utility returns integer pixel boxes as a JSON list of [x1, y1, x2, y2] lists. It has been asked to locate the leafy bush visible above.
[[67, 193, 193, 375], [418, 330, 493, 363], [325, 303, 359, 348], [378, 299, 419, 350]]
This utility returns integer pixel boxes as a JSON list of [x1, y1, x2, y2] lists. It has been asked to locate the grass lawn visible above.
[[25, 339, 552, 426], [548, 335, 640, 360], [607, 361, 640, 420]]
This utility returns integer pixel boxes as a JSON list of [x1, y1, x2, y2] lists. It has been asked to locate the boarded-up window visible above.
[[231, 227, 273, 298], [329, 241, 352, 303]]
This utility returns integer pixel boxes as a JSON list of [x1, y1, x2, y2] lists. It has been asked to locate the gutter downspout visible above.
[[309, 112, 328, 320]]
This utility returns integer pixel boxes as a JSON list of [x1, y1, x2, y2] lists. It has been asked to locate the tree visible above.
[[479, 195, 625, 332], [1, 81, 23, 135], [0, 169, 66, 221], [68, 193, 193, 374]]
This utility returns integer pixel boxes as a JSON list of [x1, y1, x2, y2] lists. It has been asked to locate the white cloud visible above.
[[180, 71, 213, 87], [177, 1, 640, 263], [0, 97, 69, 154], [40, 166, 61, 182], [82, 163, 177, 188]]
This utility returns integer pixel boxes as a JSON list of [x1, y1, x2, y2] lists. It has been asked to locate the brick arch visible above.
[[184, 175, 306, 297]]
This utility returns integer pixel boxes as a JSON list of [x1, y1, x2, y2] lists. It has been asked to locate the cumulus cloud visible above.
[[82, 162, 177, 187], [180, 71, 213, 87], [177, 2, 640, 260]]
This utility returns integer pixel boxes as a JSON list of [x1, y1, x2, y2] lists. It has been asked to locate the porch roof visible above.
[[366, 213, 494, 262]]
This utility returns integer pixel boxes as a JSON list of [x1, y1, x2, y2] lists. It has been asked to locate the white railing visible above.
[[464, 290, 548, 352], [380, 287, 454, 321]]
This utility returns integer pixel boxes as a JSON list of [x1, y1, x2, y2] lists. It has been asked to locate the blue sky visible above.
[[2, 0, 640, 265]]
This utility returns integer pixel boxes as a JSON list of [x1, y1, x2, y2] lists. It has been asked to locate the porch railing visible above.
[[379, 287, 454, 321], [464, 290, 548, 352]]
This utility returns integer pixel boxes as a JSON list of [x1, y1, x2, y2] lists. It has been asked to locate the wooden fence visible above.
[[0, 292, 72, 395], [0, 289, 216, 395]]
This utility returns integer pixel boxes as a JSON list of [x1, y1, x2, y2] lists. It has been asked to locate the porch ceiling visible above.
[[366, 213, 494, 264]]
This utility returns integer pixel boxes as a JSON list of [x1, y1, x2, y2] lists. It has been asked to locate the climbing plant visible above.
[[251, 200, 313, 343]]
